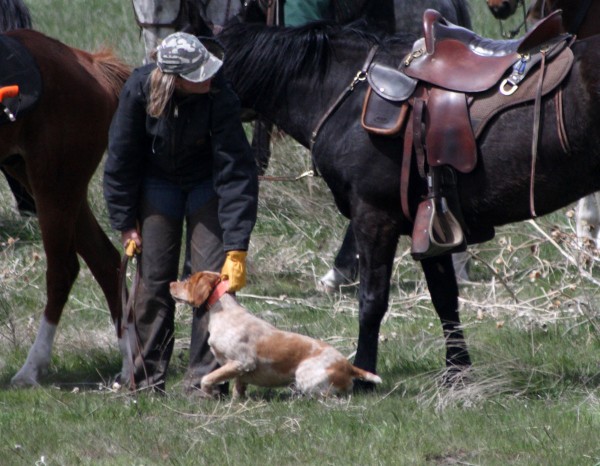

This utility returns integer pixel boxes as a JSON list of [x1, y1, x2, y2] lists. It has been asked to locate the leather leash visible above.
[[117, 240, 141, 391]]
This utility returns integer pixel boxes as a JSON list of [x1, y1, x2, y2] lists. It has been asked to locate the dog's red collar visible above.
[[207, 279, 230, 308]]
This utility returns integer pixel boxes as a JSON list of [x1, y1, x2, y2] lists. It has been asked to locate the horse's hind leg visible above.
[[11, 198, 81, 386], [74, 200, 120, 321], [318, 222, 359, 292], [73, 200, 123, 378], [420, 255, 471, 373]]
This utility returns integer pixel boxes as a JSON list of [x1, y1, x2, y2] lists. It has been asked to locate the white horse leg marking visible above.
[[318, 250, 472, 292], [11, 316, 57, 386], [575, 193, 600, 248], [116, 333, 132, 386]]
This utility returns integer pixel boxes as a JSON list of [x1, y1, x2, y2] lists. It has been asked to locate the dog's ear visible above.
[[189, 271, 221, 306]]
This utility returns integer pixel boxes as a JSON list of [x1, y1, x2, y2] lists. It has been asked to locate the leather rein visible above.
[[310, 45, 379, 151]]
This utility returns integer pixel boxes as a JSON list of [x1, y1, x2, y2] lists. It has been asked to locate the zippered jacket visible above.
[[103, 64, 258, 251]]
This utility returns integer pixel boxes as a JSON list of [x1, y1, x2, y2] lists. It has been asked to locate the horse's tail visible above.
[[351, 365, 382, 384], [91, 49, 131, 99]]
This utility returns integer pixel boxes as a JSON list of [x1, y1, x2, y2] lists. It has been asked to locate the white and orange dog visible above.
[[170, 271, 381, 398]]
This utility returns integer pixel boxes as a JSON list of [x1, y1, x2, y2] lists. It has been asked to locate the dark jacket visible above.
[[103, 64, 258, 251]]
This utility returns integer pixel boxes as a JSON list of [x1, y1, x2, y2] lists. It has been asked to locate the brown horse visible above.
[[486, 0, 526, 20], [1, 29, 130, 386]]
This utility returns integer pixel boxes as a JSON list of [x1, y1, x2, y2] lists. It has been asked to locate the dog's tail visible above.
[[351, 366, 382, 384]]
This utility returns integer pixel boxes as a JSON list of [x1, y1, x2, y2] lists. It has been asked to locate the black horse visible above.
[[218, 20, 600, 383], [242, 0, 473, 290], [0, 0, 36, 216]]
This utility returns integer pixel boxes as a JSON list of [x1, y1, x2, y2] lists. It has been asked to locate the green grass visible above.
[[1, 1, 600, 464]]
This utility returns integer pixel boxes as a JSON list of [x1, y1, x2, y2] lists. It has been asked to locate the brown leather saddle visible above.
[[0, 34, 42, 125], [361, 9, 573, 260]]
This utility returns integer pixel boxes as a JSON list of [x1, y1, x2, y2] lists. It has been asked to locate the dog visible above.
[[169, 271, 382, 398]]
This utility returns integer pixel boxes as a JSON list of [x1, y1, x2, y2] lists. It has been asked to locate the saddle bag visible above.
[[361, 63, 416, 136]]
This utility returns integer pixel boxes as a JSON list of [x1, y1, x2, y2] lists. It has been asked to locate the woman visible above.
[[104, 32, 258, 393]]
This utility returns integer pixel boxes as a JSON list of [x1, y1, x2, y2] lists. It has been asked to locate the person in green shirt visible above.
[[283, 0, 333, 26]]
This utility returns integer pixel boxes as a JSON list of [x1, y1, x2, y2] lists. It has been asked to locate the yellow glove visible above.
[[125, 240, 140, 257], [220, 250, 247, 292], [121, 229, 141, 257]]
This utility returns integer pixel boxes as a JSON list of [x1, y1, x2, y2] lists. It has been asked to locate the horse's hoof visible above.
[[317, 268, 353, 293], [440, 366, 472, 387], [352, 379, 377, 394], [10, 371, 39, 387]]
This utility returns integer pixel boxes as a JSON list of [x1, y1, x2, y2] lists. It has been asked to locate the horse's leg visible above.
[[11, 194, 81, 386], [452, 251, 471, 283], [1, 154, 36, 215], [351, 213, 399, 389], [420, 254, 472, 372], [73, 199, 123, 377], [74, 200, 121, 321], [575, 194, 600, 248], [1, 166, 35, 215], [318, 221, 359, 291], [141, 26, 175, 64]]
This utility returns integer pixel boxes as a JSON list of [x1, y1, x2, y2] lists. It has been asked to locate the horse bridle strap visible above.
[[310, 45, 379, 150]]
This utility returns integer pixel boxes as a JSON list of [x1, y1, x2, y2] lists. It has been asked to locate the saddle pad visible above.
[[0, 34, 42, 125], [470, 46, 574, 139]]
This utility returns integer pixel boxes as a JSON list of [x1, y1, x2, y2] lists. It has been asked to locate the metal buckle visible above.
[[499, 79, 519, 96]]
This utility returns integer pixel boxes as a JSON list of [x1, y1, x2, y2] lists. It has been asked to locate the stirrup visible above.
[[411, 196, 466, 260]]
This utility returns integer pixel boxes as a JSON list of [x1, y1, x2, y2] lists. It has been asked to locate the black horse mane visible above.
[[220, 20, 408, 106], [0, 0, 32, 31]]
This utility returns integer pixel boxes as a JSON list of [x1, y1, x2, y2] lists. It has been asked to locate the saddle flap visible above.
[[426, 88, 477, 173], [367, 63, 417, 102]]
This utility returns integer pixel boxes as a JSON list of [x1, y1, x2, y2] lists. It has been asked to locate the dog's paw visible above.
[[185, 383, 229, 400]]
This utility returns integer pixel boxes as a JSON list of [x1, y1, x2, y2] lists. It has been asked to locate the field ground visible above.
[[1, 1, 599, 464]]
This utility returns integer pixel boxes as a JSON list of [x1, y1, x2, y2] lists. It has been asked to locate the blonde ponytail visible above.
[[147, 67, 177, 118]]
